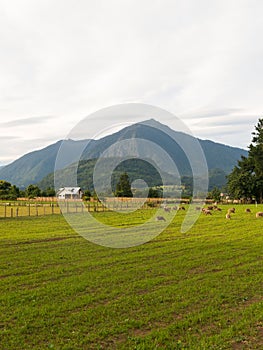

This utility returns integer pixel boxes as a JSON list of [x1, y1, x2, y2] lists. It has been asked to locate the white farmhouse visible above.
[[57, 187, 83, 200]]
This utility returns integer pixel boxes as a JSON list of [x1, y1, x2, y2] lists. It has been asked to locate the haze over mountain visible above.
[[0, 119, 248, 188]]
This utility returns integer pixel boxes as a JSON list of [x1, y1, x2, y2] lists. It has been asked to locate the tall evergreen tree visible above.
[[227, 118, 263, 202], [249, 118, 263, 201], [115, 172, 133, 197]]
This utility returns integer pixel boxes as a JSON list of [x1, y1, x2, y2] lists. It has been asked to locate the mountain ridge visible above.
[[0, 119, 248, 188]]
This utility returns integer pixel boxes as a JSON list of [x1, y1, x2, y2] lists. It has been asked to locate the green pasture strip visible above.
[[0, 205, 263, 349]]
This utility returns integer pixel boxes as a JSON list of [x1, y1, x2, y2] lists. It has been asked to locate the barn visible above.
[[57, 187, 83, 200]]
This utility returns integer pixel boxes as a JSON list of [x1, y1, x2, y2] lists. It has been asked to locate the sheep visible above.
[[256, 212, 263, 218], [228, 208, 235, 214], [214, 207, 222, 211], [245, 208, 251, 213], [203, 209, 212, 215], [178, 206, 185, 211], [164, 207, 171, 213], [226, 213, 231, 219], [207, 206, 214, 211], [156, 215, 166, 221]]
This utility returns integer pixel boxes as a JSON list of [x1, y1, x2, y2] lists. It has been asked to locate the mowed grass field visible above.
[[0, 205, 263, 349]]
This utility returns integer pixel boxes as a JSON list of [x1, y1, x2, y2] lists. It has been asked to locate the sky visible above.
[[0, 0, 263, 165]]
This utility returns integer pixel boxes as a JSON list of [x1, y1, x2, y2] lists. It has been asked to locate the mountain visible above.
[[80, 119, 248, 175], [0, 119, 248, 188], [0, 139, 92, 188]]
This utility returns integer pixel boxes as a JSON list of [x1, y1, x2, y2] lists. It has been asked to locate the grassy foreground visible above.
[[0, 205, 263, 349]]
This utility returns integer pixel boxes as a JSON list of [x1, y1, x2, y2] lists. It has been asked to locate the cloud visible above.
[[191, 123, 252, 149], [188, 113, 259, 127], [0, 0, 263, 163], [0, 135, 20, 140], [180, 108, 245, 119], [0, 116, 55, 127]]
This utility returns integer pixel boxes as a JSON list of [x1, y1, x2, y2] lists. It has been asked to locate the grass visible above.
[[0, 205, 263, 349]]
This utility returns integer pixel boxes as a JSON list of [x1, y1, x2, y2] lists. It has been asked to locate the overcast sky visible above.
[[0, 0, 263, 165]]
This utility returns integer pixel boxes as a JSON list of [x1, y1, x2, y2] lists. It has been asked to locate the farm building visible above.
[[57, 187, 83, 200]]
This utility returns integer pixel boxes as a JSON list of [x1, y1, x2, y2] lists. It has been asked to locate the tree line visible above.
[[0, 181, 55, 200]]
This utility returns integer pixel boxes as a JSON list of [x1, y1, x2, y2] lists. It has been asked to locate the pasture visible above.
[[0, 205, 263, 349]]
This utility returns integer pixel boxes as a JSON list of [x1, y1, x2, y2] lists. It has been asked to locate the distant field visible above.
[[0, 205, 263, 349]]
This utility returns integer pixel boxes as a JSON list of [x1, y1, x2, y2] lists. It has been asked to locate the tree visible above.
[[41, 187, 56, 197], [249, 118, 263, 201], [207, 187, 221, 202], [148, 187, 163, 198], [115, 172, 133, 197], [83, 189, 91, 201], [0, 180, 12, 199], [44, 187, 56, 197], [8, 185, 20, 200], [0, 180, 20, 200], [227, 118, 263, 202], [25, 184, 41, 199], [227, 156, 255, 199]]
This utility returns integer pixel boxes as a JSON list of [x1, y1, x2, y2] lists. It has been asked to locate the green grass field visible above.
[[0, 205, 263, 349]]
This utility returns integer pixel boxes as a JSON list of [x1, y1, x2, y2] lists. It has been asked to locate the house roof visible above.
[[57, 187, 82, 195]]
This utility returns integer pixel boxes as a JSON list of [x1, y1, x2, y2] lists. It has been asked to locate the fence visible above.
[[0, 198, 166, 218], [1, 197, 216, 219], [0, 202, 61, 218]]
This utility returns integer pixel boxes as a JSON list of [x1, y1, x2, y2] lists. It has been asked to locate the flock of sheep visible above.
[[200, 204, 263, 219], [156, 204, 263, 221]]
